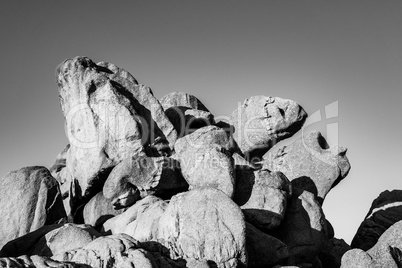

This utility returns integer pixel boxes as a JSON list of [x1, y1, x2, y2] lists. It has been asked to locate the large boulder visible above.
[[56, 56, 177, 214], [276, 189, 327, 265], [165, 106, 215, 137], [102, 153, 188, 209], [351, 190, 402, 251], [83, 192, 123, 230], [366, 220, 402, 267], [160, 92, 210, 112], [234, 169, 291, 230], [0, 224, 100, 258], [0, 255, 83, 268], [174, 126, 235, 197], [0, 167, 66, 249], [53, 233, 182, 268], [264, 130, 350, 203], [230, 95, 307, 159], [102, 195, 167, 242], [340, 220, 402, 268], [161, 92, 214, 137], [157, 187, 247, 268]]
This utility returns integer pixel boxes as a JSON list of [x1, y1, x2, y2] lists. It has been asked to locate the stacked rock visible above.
[[0, 56, 354, 268]]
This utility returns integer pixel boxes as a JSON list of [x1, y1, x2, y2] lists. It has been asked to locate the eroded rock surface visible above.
[[276, 189, 327, 265], [174, 126, 235, 197], [103, 153, 188, 209], [264, 130, 350, 202], [230, 95, 307, 159], [351, 190, 402, 251], [56, 56, 177, 214], [157, 188, 247, 268], [234, 169, 291, 230], [0, 167, 66, 249]]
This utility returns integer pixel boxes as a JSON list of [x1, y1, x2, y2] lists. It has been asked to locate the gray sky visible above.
[[0, 1, 401, 243]]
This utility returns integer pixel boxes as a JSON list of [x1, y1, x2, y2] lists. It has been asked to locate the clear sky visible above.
[[0, 1, 401, 243]]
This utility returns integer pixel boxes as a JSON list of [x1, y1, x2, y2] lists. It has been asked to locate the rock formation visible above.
[[0, 56, 368, 268], [351, 190, 402, 251]]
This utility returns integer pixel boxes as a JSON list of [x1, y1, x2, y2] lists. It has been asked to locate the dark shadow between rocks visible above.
[[71, 166, 115, 224], [233, 170, 255, 206], [291, 176, 322, 204]]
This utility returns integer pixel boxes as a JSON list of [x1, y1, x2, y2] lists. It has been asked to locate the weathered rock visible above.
[[56, 56, 177, 214], [318, 238, 351, 268], [0, 255, 83, 268], [49, 144, 70, 182], [83, 192, 123, 229], [230, 95, 307, 158], [234, 169, 291, 230], [165, 106, 215, 137], [0, 223, 99, 258], [0, 167, 66, 249], [53, 233, 181, 268], [276, 189, 327, 265], [160, 92, 210, 112], [174, 126, 235, 197], [365, 220, 402, 267], [174, 125, 233, 154], [246, 222, 289, 267], [340, 248, 374, 268], [103, 153, 188, 209], [264, 130, 350, 202], [157, 187, 247, 268], [351, 190, 402, 251], [49, 145, 73, 216], [102, 195, 167, 242]]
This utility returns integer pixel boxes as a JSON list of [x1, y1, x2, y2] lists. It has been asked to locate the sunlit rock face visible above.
[[160, 92, 215, 137], [56, 56, 177, 213], [0, 166, 66, 250], [0, 56, 365, 268], [230, 95, 307, 159], [264, 130, 350, 203]]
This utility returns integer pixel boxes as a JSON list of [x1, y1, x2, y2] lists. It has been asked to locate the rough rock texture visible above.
[[264, 130, 350, 202], [49, 144, 70, 183], [318, 238, 351, 268], [174, 126, 235, 197], [160, 91, 214, 137], [157, 188, 247, 268], [53, 233, 181, 268], [160, 92, 210, 112], [351, 190, 402, 251], [340, 248, 375, 268], [0, 167, 66, 249], [56, 56, 177, 214], [0, 224, 99, 258], [103, 153, 188, 208], [234, 169, 292, 230], [102, 195, 167, 242], [0, 255, 84, 268], [246, 222, 289, 267], [165, 106, 215, 137], [49, 145, 72, 216], [0, 56, 362, 267], [230, 95, 307, 158], [83, 192, 123, 229], [366, 220, 402, 267], [174, 125, 233, 154], [276, 189, 327, 265]]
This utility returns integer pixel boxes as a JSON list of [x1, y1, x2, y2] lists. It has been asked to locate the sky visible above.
[[0, 1, 401, 243]]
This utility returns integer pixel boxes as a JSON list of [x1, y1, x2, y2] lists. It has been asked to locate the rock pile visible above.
[[0, 55, 378, 268]]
